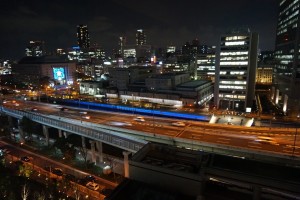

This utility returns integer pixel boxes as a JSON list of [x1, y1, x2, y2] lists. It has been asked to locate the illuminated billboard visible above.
[[53, 67, 65, 80]]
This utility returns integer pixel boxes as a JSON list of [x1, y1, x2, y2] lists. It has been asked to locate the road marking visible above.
[[248, 145, 262, 149], [218, 137, 231, 141], [282, 149, 293, 153], [217, 140, 229, 144]]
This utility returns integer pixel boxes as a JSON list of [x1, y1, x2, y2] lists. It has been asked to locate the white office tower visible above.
[[214, 28, 259, 111]]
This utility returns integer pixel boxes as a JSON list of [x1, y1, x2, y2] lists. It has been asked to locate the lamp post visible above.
[[293, 127, 298, 156], [151, 87, 155, 131]]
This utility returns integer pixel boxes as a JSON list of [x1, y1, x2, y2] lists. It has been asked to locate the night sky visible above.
[[0, 0, 278, 60]]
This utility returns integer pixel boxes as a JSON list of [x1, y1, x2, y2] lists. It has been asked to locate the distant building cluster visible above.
[[1, 1, 299, 116]]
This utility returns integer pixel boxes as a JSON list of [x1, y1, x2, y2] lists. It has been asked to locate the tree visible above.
[[39, 76, 50, 88], [52, 137, 76, 161], [34, 191, 46, 200], [78, 146, 89, 169]]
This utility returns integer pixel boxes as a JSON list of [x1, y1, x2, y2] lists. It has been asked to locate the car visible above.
[[20, 156, 30, 162], [84, 175, 96, 182], [79, 111, 87, 114], [134, 116, 145, 122], [52, 168, 63, 176], [77, 178, 86, 185], [171, 121, 186, 127], [82, 115, 91, 119], [31, 107, 38, 111], [60, 107, 68, 111], [255, 136, 278, 145], [108, 121, 132, 126], [86, 181, 99, 191]]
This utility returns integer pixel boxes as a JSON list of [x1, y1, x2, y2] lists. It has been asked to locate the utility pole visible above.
[[293, 127, 298, 156]]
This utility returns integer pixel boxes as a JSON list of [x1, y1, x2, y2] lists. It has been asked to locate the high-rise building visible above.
[[77, 25, 90, 49], [136, 29, 146, 45], [25, 40, 45, 57], [119, 36, 127, 56], [196, 46, 216, 81], [214, 28, 259, 111], [274, 0, 300, 116]]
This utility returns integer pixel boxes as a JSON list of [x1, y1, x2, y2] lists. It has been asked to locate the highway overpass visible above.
[[1, 105, 300, 167]]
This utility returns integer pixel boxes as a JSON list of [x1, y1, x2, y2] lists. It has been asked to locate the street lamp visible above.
[[150, 87, 155, 131], [293, 127, 298, 156]]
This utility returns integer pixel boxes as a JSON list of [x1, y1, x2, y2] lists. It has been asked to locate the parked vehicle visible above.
[[86, 182, 99, 191], [20, 156, 30, 162]]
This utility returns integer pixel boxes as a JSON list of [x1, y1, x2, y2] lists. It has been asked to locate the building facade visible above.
[[215, 28, 259, 111], [136, 29, 146, 45], [12, 56, 76, 86], [274, 0, 300, 116], [77, 25, 90, 49], [25, 40, 45, 57]]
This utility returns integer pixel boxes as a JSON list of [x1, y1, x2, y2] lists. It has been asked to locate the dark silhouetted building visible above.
[[274, 0, 300, 116]]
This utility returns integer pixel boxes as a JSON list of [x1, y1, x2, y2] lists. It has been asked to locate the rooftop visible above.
[[18, 55, 70, 64], [177, 80, 211, 88]]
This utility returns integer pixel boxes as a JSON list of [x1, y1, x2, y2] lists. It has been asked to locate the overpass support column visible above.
[[253, 185, 261, 200], [283, 94, 288, 113], [58, 129, 63, 138], [17, 119, 25, 143], [275, 89, 279, 105], [81, 136, 86, 149], [8, 116, 13, 127], [96, 141, 103, 163], [123, 151, 131, 178], [89, 140, 96, 164], [196, 168, 207, 200], [42, 125, 49, 146], [271, 86, 275, 102], [63, 131, 69, 138]]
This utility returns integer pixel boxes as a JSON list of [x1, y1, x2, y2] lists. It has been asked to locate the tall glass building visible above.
[[274, 0, 300, 116], [77, 25, 90, 49], [215, 28, 258, 111]]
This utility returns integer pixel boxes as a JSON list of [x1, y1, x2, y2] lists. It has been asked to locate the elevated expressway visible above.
[[1, 103, 300, 167]]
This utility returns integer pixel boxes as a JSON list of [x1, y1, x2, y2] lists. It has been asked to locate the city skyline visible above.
[[1, 0, 277, 60]]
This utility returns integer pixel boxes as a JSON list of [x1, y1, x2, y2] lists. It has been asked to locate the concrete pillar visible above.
[[18, 119, 25, 143], [196, 168, 206, 200], [271, 86, 275, 101], [63, 131, 68, 138], [81, 136, 86, 149], [89, 140, 96, 164], [283, 94, 288, 113], [123, 151, 131, 178], [42, 125, 49, 146], [8, 116, 13, 128], [253, 185, 261, 200], [96, 141, 103, 163], [275, 89, 279, 105], [58, 129, 63, 138]]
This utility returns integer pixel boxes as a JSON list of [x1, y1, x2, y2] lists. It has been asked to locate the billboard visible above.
[[53, 67, 65, 80]]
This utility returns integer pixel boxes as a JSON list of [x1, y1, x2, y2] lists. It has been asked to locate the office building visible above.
[[256, 66, 273, 84], [136, 29, 146, 45], [77, 25, 90, 49], [274, 0, 300, 116], [118, 36, 127, 56], [25, 40, 45, 57], [215, 28, 259, 111], [12, 55, 76, 86]]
